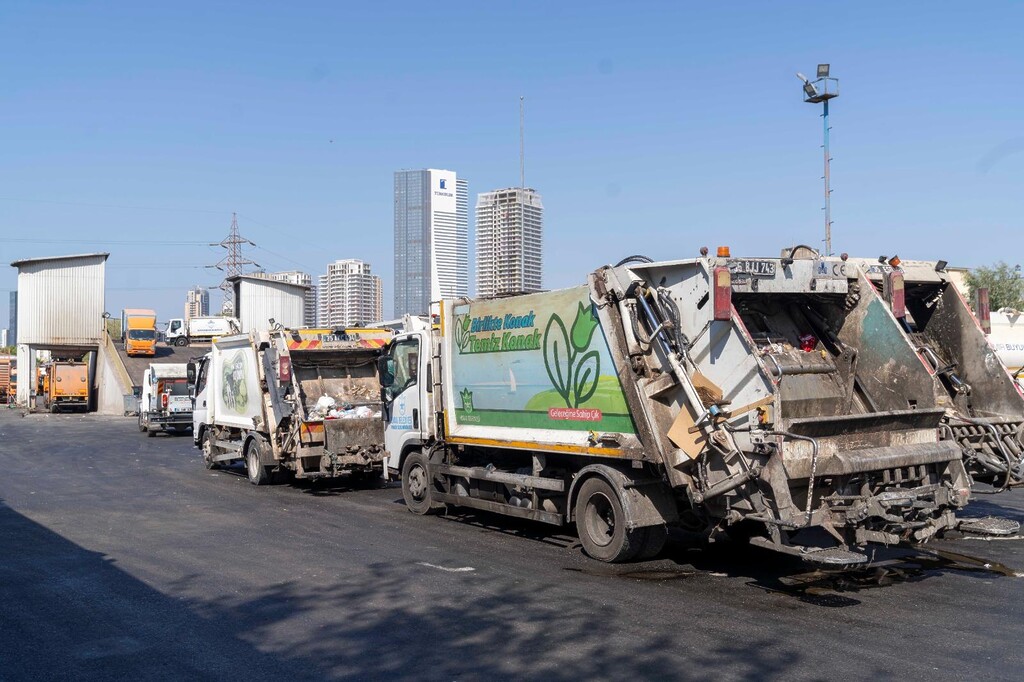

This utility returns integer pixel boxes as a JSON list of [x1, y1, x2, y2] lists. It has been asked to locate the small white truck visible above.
[[166, 316, 240, 347], [990, 309, 1024, 390], [138, 364, 193, 436]]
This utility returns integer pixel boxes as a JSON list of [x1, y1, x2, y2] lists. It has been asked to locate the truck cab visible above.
[[381, 321, 435, 479], [123, 309, 158, 357]]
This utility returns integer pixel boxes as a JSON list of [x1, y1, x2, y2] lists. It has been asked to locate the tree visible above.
[[964, 261, 1024, 311]]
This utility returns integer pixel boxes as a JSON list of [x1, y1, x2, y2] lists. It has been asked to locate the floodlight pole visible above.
[[823, 98, 832, 257]]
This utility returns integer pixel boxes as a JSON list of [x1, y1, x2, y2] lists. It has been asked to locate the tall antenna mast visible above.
[[519, 95, 525, 190], [211, 212, 259, 313]]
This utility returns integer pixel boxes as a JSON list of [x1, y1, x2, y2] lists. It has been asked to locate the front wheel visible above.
[[138, 412, 147, 433], [174, 337, 188, 347], [402, 452, 442, 515], [201, 430, 219, 469], [575, 477, 645, 563], [245, 439, 269, 486]]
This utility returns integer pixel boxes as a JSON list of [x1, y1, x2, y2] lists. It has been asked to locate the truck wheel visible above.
[[147, 425, 156, 437], [201, 431, 219, 470], [402, 452, 441, 515], [246, 439, 270, 486], [174, 337, 188, 347], [634, 525, 668, 561], [575, 477, 644, 563], [138, 413, 147, 433]]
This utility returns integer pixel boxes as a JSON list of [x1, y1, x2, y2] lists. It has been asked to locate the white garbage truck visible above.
[[379, 249, 1015, 565], [190, 327, 393, 484], [166, 316, 240, 347], [138, 363, 193, 436]]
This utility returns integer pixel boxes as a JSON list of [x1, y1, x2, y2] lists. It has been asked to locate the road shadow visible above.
[[0, 499, 312, 680]]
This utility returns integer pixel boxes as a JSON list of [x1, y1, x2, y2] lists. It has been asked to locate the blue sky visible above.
[[2, 1, 1022, 325]]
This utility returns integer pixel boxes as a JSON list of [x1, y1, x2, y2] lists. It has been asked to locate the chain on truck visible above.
[[379, 247, 1019, 566], [190, 327, 393, 485]]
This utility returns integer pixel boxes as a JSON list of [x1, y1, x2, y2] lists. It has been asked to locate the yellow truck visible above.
[[44, 361, 89, 413], [122, 309, 158, 357]]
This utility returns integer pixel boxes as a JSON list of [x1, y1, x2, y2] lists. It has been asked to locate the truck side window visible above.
[[196, 361, 209, 394]]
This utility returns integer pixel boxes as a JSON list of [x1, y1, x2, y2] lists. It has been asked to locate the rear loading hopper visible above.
[[851, 258, 1024, 490]]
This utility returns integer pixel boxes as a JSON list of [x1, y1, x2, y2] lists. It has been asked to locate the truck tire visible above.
[[402, 451, 442, 515], [138, 413, 147, 433], [201, 431, 219, 470], [575, 477, 645, 563], [634, 525, 668, 561], [147, 425, 156, 437], [174, 337, 188, 347], [245, 439, 270, 486]]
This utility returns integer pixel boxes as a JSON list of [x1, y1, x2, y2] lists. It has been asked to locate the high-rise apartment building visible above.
[[394, 169, 468, 316], [8, 291, 17, 346], [475, 187, 543, 298], [185, 286, 210, 320], [318, 259, 383, 327], [253, 271, 318, 327]]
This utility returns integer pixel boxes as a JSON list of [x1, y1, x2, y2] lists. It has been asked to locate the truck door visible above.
[[382, 334, 425, 475], [191, 357, 210, 443]]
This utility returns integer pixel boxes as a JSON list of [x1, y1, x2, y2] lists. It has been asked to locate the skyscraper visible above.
[[394, 169, 468, 316], [475, 187, 543, 298], [254, 271, 318, 326], [8, 291, 17, 346], [185, 286, 210, 320], [318, 259, 383, 327]]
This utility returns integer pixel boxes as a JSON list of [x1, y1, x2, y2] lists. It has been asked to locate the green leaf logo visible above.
[[454, 314, 472, 352], [460, 388, 474, 413], [542, 301, 602, 408], [570, 302, 598, 352]]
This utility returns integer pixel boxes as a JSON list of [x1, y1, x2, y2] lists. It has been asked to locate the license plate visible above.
[[728, 259, 777, 278]]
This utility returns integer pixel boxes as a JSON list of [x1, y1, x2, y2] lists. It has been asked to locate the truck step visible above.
[[749, 537, 869, 566], [958, 516, 1021, 536]]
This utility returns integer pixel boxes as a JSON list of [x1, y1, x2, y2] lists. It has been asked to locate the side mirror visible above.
[[186, 362, 196, 385], [378, 355, 395, 388]]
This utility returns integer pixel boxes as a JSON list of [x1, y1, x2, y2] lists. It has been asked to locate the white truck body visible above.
[[166, 316, 240, 346], [139, 363, 192, 435], [990, 310, 1024, 389]]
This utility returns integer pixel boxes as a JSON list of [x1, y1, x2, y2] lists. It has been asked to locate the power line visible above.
[[5, 238, 211, 245], [0, 196, 227, 215]]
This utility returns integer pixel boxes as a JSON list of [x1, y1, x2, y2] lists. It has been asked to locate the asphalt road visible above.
[[114, 341, 203, 388], [1, 411, 1022, 681]]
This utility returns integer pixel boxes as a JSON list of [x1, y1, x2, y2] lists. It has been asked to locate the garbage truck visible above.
[[379, 248, 1016, 565], [138, 363, 193, 436], [166, 316, 240, 347], [190, 327, 393, 484], [850, 257, 1024, 489], [43, 360, 89, 413]]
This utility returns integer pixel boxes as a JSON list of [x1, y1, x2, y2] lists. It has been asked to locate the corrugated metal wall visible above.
[[235, 277, 306, 333], [15, 255, 107, 346]]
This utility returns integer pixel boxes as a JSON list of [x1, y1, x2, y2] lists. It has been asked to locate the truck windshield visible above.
[[128, 329, 156, 341], [166, 379, 189, 396]]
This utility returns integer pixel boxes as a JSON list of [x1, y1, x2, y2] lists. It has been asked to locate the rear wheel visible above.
[[402, 452, 441, 515], [634, 525, 669, 561], [575, 477, 644, 563], [245, 439, 269, 486]]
